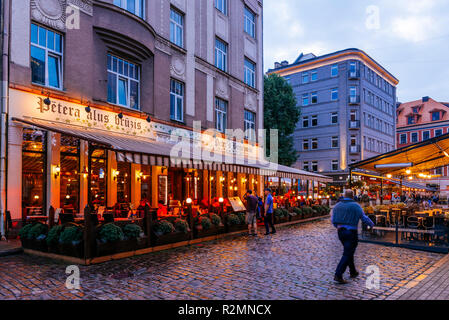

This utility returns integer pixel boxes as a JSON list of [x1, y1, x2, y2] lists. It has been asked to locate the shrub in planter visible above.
[[98, 223, 124, 243], [46, 225, 63, 252], [302, 207, 314, 218], [153, 220, 175, 236], [19, 224, 33, 240], [293, 207, 303, 218], [236, 212, 246, 225], [174, 219, 190, 234], [29, 223, 48, 240], [198, 216, 212, 231], [211, 214, 222, 227], [122, 224, 143, 240], [60, 226, 83, 244], [227, 214, 241, 226]]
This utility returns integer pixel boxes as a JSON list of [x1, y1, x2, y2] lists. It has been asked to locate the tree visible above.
[[264, 74, 300, 166]]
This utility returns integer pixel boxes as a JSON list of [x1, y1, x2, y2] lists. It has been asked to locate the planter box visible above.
[[226, 224, 248, 233], [47, 244, 59, 254], [59, 242, 84, 258], [289, 215, 301, 222], [96, 240, 118, 257], [21, 238, 48, 252], [275, 216, 289, 224], [153, 232, 191, 247], [194, 225, 225, 239]]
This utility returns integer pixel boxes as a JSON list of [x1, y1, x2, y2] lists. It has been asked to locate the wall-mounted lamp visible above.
[[53, 165, 60, 179], [186, 197, 193, 205], [113, 170, 120, 181], [137, 171, 143, 182], [85, 105, 91, 113], [118, 112, 124, 119], [146, 115, 152, 123], [43, 93, 51, 106], [80, 166, 89, 179]]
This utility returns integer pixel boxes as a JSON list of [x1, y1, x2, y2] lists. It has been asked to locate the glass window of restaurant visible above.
[[60, 135, 80, 213], [116, 162, 131, 203], [140, 165, 152, 203], [229, 172, 237, 197], [89, 145, 107, 209], [22, 128, 47, 217], [209, 171, 217, 200]]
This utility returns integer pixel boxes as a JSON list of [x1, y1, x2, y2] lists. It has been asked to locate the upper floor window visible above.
[[215, 0, 227, 15], [412, 106, 419, 113], [331, 160, 339, 172], [302, 72, 309, 84], [400, 134, 407, 145], [312, 161, 318, 172], [331, 64, 338, 77], [331, 136, 339, 148], [435, 129, 443, 137], [215, 38, 228, 72], [170, 8, 184, 47], [311, 92, 318, 104], [349, 86, 357, 97], [331, 89, 338, 101], [31, 23, 63, 89], [423, 131, 430, 140], [244, 7, 256, 38], [311, 115, 318, 127], [113, 0, 145, 18], [302, 94, 309, 106], [303, 140, 309, 151], [215, 98, 228, 133], [303, 161, 309, 171], [331, 112, 338, 124], [170, 79, 184, 122], [312, 138, 318, 150], [311, 70, 318, 81], [303, 116, 309, 128], [432, 111, 441, 122], [407, 116, 416, 125], [244, 58, 256, 88], [107, 54, 140, 110], [411, 132, 418, 143], [349, 61, 357, 73], [244, 110, 256, 141]]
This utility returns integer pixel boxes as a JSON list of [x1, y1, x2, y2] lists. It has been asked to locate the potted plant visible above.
[[226, 213, 247, 233], [119, 223, 147, 252], [59, 225, 84, 258], [211, 214, 225, 234], [96, 223, 124, 256], [46, 225, 63, 254], [153, 219, 190, 246], [19, 223, 34, 249], [194, 215, 220, 238], [302, 206, 314, 219], [292, 207, 303, 220], [22, 223, 48, 252]]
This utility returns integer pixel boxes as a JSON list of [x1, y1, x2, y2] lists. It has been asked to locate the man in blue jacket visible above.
[[331, 189, 374, 284]]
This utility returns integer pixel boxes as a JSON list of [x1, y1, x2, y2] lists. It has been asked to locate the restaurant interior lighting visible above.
[[81, 166, 88, 179], [113, 170, 120, 181], [186, 198, 193, 205], [406, 169, 411, 175], [386, 174, 392, 179], [53, 165, 60, 179], [218, 197, 224, 203], [374, 163, 413, 169]]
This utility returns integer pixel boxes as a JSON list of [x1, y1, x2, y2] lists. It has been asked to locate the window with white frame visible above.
[[312, 138, 318, 150], [331, 89, 338, 101], [244, 110, 256, 141], [244, 6, 256, 38], [244, 58, 256, 88], [302, 72, 309, 84], [400, 134, 407, 145], [215, 38, 228, 71], [331, 112, 338, 124], [311, 92, 318, 104], [331, 160, 339, 171], [423, 131, 430, 140], [31, 23, 63, 89], [170, 8, 184, 47], [331, 64, 338, 77], [311, 115, 318, 127], [113, 0, 145, 18], [312, 161, 318, 172], [331, 136, 339, 148], [311, 70, 318, 81], [349, 86, 357, 97], [215, 98, 228, 133], [107, 54, 140, 109], [435, 129, 443, 137], [303, 139, 309, 151], [303, 116, 309, 128], [302, 94, 309, 106], [215, 0, 227, 15], [170, 79, 184, 122], [411, 132, 418, 143], [303, 161, 309, 171]]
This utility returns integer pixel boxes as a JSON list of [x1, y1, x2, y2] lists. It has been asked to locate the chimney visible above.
[[274, 62, 281, 69], [281, 60, 289, 67], [422, 96, 430, 103]]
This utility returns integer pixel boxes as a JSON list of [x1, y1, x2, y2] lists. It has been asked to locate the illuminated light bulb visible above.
[[406, 170, 411, 175], [186, 198, 193, 205], [386, 174, 392, 179]]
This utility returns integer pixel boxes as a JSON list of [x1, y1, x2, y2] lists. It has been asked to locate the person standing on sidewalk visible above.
[[245, 190, 259, 236], [264, 188, 276, 235], [331, 189, 374, 284]]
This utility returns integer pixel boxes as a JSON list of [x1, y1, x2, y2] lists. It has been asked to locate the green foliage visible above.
[[99, 223, 124, 242], [211, 214, 222, 226], [199, 216, 212, 230], [174, 219, 190, 234], [154, 220, 175, 235], [293, 207, 303, 215], [264, 74, 300, 166], [274, 208, 289, 217], [302, 207, 314, 215], [227, 214, 241, 226], [122, 224, 143, 239], [46, 225, 63, 246], [288, 211, 297, 217], [19, 224, 33, 240], [236, 212, 246, 224], [28, 223, 48, 240], [60, 226, 83, 244]]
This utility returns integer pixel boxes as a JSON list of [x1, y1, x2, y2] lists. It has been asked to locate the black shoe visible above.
[[334, 276, 348, 284], [264, 233, 271, 236], [350, 272, 359, 278]]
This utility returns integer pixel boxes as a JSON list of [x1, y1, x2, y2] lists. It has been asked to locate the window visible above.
[[331, 64, 338, 77], [215, 98, 228, 133], [311, 115, 318, 127], [113, 0, 145, 18], [302, 72, 309, 84], [107, 54, 140, 109], [244, 7, 256, 38], [60, 135, 80, 212], [331, 89, 338, 101], [435, 129, 443, 137], [215, 38, 228, 71], [302, 94, 309, 106], [400, 134, 407, 145], [311, 92, 318, 104], [350, 135, 357, 146], [215, 0, 227, 15], [432, 111, 441, 122], [244, 110, 256, 141], [311, 70, 318, 81], [303, 139, 309, 151], [170, 79, 184, 122], [407, 116, 415, 125], [312, 161, 318, 172], [244, 58, 256, 88], [312, 138, 318, 150], [331, 112, 338, 124], [170, 8, 184, 47], [31, 23, 63, 89], [411, 132, 418, 143], [331, 136, 339, 148], [423, 131, 430, 140], [303, 116, 309, 128], [412, 106, 419, 113], [303, 162, 309, 171], [331, 160, 339, 172], [349, 86, 357, 97], [349, 61, 357, 73]]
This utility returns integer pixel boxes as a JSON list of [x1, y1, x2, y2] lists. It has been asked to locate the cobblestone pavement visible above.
[[0, 219, 445, 300]]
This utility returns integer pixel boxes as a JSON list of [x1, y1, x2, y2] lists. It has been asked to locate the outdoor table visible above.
[[26, 215, 47, 223]]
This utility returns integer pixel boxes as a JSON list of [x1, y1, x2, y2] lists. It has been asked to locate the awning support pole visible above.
[[349, 168, 353, 189], [380, 179, 384, 205]]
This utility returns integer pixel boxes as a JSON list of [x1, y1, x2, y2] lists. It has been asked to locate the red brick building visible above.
[[396, 97, 449, 194]]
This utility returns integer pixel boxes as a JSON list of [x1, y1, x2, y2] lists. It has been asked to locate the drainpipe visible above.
[[0, 0, 10, 240]]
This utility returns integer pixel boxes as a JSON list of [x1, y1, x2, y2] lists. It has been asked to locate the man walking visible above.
[[264, 188, 276, 235], [331, 189, 374, 284], [245, 190, 259, 236]]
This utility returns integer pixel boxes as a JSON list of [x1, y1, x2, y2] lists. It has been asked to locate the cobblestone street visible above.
[[0, 219, 444, 300]]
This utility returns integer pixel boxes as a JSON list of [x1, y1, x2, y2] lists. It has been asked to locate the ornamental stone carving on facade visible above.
[[245, 90, 257, 111], [170, 55, 186, 80], [31, 0, 66, 31], [215, 76, 229, 99]]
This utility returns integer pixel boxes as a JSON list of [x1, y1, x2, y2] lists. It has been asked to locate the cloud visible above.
[[391, 16, 439, 42]]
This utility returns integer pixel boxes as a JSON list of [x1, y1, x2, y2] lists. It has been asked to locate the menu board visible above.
[[158, 175, 168, 205], [228, 197, 246, 212]]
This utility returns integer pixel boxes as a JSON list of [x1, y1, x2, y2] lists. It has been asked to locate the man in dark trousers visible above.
[[245, 190, 259, 236], [264, 188, 276, 235], [331, 189, 374, 284]]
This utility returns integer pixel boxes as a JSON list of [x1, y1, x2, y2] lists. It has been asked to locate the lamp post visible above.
[[186, 197, 193, 231], [219, 197, 224, 218]]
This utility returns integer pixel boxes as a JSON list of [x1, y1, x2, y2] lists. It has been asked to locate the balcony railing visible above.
[[348, 95, 360, 105], [349, 120, 360, 130], [348, 70, 360, 79], [349, 145, 361, 154]]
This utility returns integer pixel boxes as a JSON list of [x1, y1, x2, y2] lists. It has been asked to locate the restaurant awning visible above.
[[385, 179, 436, 192], [349, 131, 449, 176], [12, 117, 332, 183]]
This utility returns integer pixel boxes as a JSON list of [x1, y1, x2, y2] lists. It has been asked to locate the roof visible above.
[[267, 48, 399, 85]]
